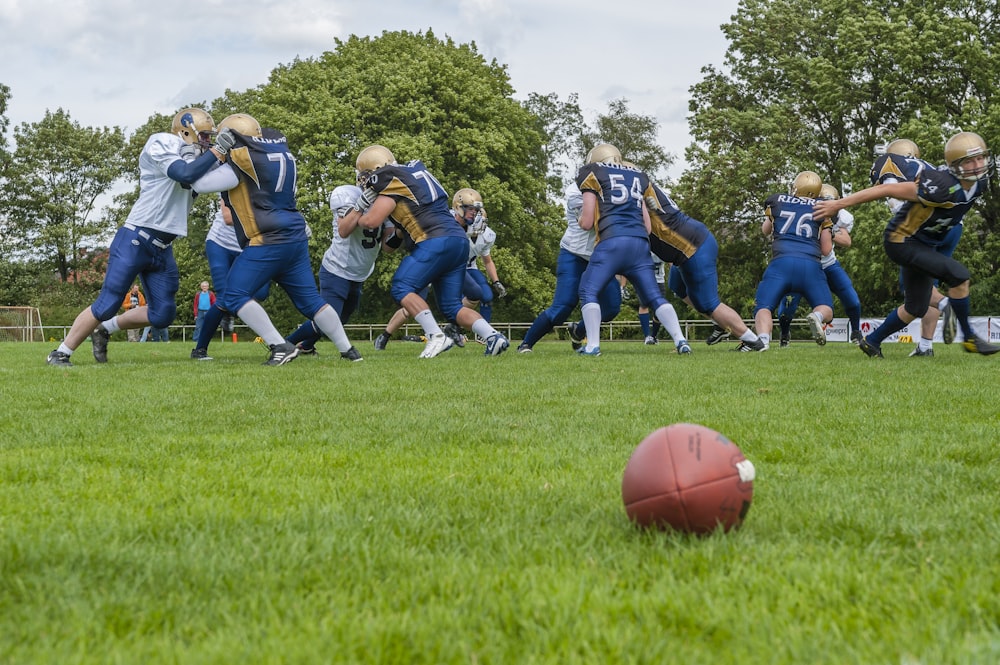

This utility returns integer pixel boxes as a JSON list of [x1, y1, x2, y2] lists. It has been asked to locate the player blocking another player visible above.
[[345, 145, 510, 358]]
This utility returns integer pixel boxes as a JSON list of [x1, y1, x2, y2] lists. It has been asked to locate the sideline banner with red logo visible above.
[[823, 317, 998, 343]]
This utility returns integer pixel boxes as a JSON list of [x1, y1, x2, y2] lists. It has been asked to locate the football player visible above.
[[284, 184, 400, 354], [210, 115, 361, 365], [346, 145, 510, 358], [517, 180, 622, 353], [189, 197, 272, 360], [47, 108, 235, 367], [573, 144, 689, 356], [456, 189, 506, 323], [815, 132, 1000, 357], [644, 179, 766, 352], [870, 139, 962, 356], [751, 171, 835, 350], [775, 183, 861, 347]]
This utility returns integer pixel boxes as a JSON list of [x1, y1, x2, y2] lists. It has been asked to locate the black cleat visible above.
[[47, 350, 73, 367], [443, 323, 466, 348], [706, 325, 731, 345], [517, 343, 532, 354], [858, 337, 883, 358], [941, 302, 956, 345], [91, 327, 110, 363], [296, 344, 318, 356], [962, 336, 1000, 355], [737, 337, 768, 352], [264, 342, 300, 366], [374, 332, 390, 350], [190, 347, 213, 360], [340, 346, 363, 362], [908, 347, 934, 357], [567, 321, 586, 351]]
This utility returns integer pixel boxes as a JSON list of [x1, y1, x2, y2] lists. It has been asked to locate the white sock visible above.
[[414, 309, 442, 336], [581, 302, 602, 349], [937, 297, 950, 312], [654, 303, 684, 342], [57, 343, 73, 355], [313, 305, 352, 353], [918, 337, 933, 352], [760, 334, 771, 347], [471, 319, 498, 340], [739, 329, 759, 342], [103, 317, 121, 333], [236, 301, 284, 346]]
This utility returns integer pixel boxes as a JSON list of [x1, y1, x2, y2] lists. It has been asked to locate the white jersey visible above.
[[123, 133, 198, 237], [321, 185, 391, 282], [559, 181, 598, 259], [466, 222, 497, 270], [821, 209, 854, 269], [651, 252, 665, 283], [205, 208, 242, 253]]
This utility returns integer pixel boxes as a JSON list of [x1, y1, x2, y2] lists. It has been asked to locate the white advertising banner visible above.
[[823, 316, 999, 343]]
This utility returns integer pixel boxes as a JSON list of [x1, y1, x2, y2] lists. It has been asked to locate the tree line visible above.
[[2, 2, 999, 332]]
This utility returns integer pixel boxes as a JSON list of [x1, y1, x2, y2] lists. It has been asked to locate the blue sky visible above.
[[1, 0, 741, 177]]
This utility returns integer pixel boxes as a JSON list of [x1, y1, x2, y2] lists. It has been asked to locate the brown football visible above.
[[622, 423, 754, 534]]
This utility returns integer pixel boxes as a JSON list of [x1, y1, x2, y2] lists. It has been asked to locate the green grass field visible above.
[[2, 337, 999, 664]]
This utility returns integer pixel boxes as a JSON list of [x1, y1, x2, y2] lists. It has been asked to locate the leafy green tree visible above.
[[523, 92, 587, 197], [208, 30, 565, 323], [583, 98, 675, 185], [4, 109, 127, 282], [679, 0, 1000, 316]]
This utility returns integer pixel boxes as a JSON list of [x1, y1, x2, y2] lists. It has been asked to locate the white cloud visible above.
[[1, 0, 740, 176]]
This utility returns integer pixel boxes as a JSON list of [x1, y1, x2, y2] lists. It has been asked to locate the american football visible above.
[[622, 423, 755, 534]]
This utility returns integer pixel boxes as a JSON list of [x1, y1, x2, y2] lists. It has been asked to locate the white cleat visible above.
[[419, 332, 454, 358], [807, 311, 827, 346]]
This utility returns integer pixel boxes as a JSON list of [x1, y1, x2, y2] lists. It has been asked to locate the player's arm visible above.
[[819, 226, 833, 256], [578, 191, 598, 231], [814, 181, 918, 219], [481, 254, 500, 283], [832, 214, 853, 249], [166, 149, 222, 186], [191, 163, 239, 194], [761, 208, 774, 237]]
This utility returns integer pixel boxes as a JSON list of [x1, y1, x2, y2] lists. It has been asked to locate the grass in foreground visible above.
[[1, 338, 999, 664]]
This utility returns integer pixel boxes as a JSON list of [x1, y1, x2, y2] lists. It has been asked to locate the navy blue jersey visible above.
[[575, 162, 655, 242], [886, 167, 986, 246], [224, 132, 308, 247], [366, 160, 465, 243], [646, 183, 711, 265], [764, 193, 832, 260], [869, 153, 927, 186]]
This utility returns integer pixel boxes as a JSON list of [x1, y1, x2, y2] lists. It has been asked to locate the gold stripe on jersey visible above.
[[650, 217, 697, 259], [229, 147, 260, 188], [877, 158, 907, 182], [381, 176, 426, 243], [578, 172, 604, 199], [227, 184, 262, 246], [887, 204, 933, 243]]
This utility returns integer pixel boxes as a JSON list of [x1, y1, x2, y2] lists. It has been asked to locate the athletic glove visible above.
[[644, 195, 662, 212], [213, 128, 236, 157], [179, 143, 201, 162], [492, 280, 507, 298], [353, 188, 378, 214]]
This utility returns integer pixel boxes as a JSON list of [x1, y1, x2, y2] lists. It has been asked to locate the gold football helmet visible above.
[[944, 131, 990, 181], [356, 145, 396, 186], [885, 139, 920, 158], [171, 108, 215, 147], [452, 188, 483, 213], [818, 184, 839, 200], [218, 113, 262, 138], [585, 143, 622, 165], [790, 171, 822, 198]]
